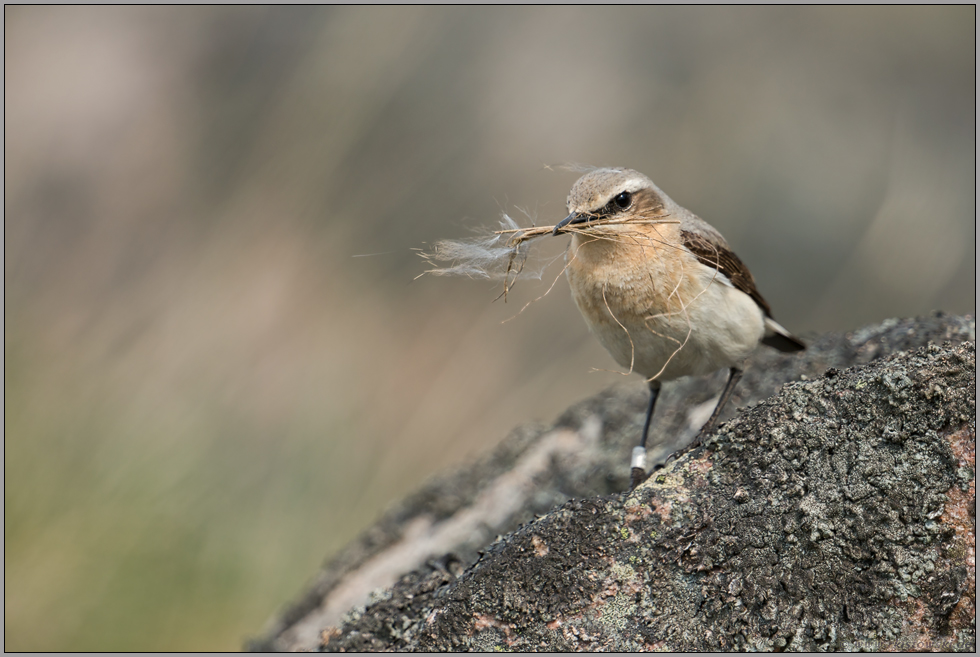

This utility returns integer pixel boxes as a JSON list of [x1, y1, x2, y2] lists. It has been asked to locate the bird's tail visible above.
[[761, 317, 806, 352]]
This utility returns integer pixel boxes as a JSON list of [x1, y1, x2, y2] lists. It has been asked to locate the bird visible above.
[[551, 167, 805, 489]]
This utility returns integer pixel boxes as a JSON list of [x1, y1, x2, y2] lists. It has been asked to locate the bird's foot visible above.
[[629, 467, 649, 490], [629, 446, 649, 490]]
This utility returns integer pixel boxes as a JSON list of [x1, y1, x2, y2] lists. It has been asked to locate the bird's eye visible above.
[[613, 191, 632, 210]]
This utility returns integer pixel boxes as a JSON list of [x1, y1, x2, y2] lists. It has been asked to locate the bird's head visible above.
[[553, 168, 669, 235]]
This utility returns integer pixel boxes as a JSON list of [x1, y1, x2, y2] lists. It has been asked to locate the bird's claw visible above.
[[629, 466, 649, 490]]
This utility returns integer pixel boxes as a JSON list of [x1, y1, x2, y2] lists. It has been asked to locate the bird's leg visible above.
[[648, 367, 746, 477], [693, 367, 743, 447], [630, 380, 661, 490]]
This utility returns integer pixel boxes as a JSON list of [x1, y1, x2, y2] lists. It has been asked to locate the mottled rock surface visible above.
[[252, 313, 975, 651]]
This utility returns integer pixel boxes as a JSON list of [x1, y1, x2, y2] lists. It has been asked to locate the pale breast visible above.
[[565, 228, 765, 381]]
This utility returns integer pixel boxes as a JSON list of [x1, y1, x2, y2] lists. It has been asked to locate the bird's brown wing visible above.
[[681, 229, 806, 352], [680, 230, 772, 317]]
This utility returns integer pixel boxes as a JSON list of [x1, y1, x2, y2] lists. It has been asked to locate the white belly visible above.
[[596, 279, 764, 380], [566, 241, 765, 381]]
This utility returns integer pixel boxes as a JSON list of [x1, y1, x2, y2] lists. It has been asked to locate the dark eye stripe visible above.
[[594, 191, 634, 217]]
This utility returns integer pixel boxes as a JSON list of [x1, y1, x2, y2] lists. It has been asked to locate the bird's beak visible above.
[[552, 212, 587, 236]]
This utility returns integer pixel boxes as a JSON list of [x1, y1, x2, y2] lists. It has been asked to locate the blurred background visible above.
[[4, 6, 974, 651]]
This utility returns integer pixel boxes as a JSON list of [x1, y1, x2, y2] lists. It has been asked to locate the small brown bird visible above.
[[552, 168, 805, 488]]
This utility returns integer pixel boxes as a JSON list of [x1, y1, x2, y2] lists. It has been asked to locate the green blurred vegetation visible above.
[[4, 5, 974, 650]]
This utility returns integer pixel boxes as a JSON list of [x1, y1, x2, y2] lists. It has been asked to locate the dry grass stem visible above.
[[421, 213, 728, 387], [421, 213, 678, 301], [422, 213, 718, 384], [602, 282, 635, 376]]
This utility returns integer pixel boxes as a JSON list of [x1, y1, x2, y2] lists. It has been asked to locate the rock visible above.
[[251, 313, 975, 651]]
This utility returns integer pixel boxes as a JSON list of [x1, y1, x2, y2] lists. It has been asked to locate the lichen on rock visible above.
[[250, 314, 975, 652]]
